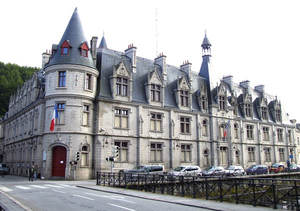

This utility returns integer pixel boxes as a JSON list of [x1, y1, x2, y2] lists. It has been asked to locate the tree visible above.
[[0, 62, 38, 117]]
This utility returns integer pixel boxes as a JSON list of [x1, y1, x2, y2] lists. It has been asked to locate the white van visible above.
[[167, 165, 202, 180]]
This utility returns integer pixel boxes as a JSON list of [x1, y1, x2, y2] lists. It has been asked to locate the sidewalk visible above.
[[77, 184, 278, 211]]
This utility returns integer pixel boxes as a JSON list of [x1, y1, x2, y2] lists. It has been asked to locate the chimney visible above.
[[222, 75, 233, 90], [90, 36, 98, 65], [180, 60, 192, 76], [255, 84, 265, 93], [42, 50, 51, 68], [240, 80, 251, 92], [125, 43, 137, 73], [155, 52, 167, 80]]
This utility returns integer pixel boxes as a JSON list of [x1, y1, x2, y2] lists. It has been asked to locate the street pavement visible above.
[[0, 175, 282, 211]]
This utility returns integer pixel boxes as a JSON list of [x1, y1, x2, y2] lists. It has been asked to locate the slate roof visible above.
[[47, 8, 96, 69], [97, 47, 206, 111]]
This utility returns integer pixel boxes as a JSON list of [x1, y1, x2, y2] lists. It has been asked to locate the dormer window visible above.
[[79, 42, 89, 57], [61, 40, 72, 55], [180, 90, 189, 106], [151, 84, 161, 102], [261, 106, 268, 120], [219, 95, 226, 110], [62, 47, 69, 55]]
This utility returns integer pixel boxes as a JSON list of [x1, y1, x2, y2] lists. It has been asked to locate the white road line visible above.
[[44, 184, 63, 188], [73, 194, 94, 200], [52, 189, 66, 193], [30, 185, 48, 189], [59, 184, 75, 188], [85, 193, 135, 204], [0, 186, 12, 192], [15, 185, 31, 190], [108, 203, 136, 211]]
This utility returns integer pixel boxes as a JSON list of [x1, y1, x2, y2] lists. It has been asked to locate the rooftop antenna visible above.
[[156, 8, 158, 57]]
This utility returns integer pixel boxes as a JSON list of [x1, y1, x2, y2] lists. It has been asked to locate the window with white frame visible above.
[[245, 103, 251, 117], [56, 103, 65, 124], [180, 117, 190, 134], [248, 147, 255, 162], [275, 109, 281, 122], [202, 120, 208, 136], [262, 107, 268, 120], [114, 108, 129, 129], [85, 73, 92, 90], [262, 127, 269, 141], [81, 145, 89, 166], [279, 148, 285, 162], [264, 148, 271, 162], [114, 141, 128, 162], [180, 144, 191, 162], [180, 90, 189, 106], [151, 84, 161, 102], [203, 149, 209, 166], [150, 112, 162, 132], [234, 123, 238, 138], [220, 147, 227, 164], [83, 105, 90, 126], [288, 130, 292, 144], [219, 95, 226, 110], [116, 77, 128, 96], [277, 128, 283, 142], [246, 125, 254, 139], [150, 143, 163, 162]]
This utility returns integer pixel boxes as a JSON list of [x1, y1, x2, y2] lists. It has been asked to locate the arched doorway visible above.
[[52, 146, 66, 177]]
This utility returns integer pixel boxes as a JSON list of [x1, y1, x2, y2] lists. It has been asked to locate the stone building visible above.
[[0, 8, 298, 179]]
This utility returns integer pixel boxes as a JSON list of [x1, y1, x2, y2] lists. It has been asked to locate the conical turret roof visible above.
[[47, 8, 95, 68], [98, 34, 107, 48]]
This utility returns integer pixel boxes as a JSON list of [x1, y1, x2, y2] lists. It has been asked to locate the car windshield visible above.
[[249, 165, 258, 169], [272, 163, 280, 167], [204, 166, 214, 171], [173, 166, 185, 171], [226, 166, 235, 170], [132, 165, 145, 170]]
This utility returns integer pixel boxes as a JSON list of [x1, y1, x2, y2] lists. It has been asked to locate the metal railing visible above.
[[97, 171, 300, 210]]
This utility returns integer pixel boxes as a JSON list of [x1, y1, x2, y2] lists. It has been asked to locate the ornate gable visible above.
[[149, 69, 162, 85], [115, 61, 130, 78], [179, 76, 190, 90]]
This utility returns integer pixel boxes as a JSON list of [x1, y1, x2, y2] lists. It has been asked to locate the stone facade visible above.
[[0, 8, 299, 180]]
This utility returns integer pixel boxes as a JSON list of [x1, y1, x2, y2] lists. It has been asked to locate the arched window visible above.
[[81, 145, 89, 166]]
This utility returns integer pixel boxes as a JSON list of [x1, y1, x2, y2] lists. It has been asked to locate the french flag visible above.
[[223, 120, 230, 138], [50, 104, 58, 132]]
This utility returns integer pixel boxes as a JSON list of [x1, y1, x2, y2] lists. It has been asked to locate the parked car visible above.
[[224, 165, 245, 176], [246, 164, 268, 175], [0, 164, 8, 176], [202, 166, 225, 177], [121, 164, 165, 181], [269, 163, 285, 173], [288, 164, 300, 172], [167, 165, 202, 180]]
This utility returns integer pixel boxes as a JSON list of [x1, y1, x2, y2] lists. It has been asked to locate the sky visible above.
[[1, 0, 300, 122]]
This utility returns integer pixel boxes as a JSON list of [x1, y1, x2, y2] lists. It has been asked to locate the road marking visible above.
[[85, 193, 135, 204], [53, 189, 66, 194], [0, 186, 12, 192], [44, 184, 63, 188], [73, 194, 94, 200], [15, 185, 31, 190], [59, 184, 75, 188], [108, 203, 135, 211], [30, 185, 48, 189]]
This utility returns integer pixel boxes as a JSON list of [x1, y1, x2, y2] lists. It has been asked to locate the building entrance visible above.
[[52, 146, 66, 177]]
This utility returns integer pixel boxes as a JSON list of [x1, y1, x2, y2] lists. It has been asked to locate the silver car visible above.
[[224, 165, 245, 176], [202, 166, 225, 177], [167, 165, 202, 180]]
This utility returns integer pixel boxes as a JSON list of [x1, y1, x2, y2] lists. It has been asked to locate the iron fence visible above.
[[97, 171, 300, 210]]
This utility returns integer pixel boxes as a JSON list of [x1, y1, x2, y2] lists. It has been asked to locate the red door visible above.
[[52, 146, 66, 177]]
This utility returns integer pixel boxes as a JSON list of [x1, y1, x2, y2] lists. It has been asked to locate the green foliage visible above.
[[0, 61, 38, 117]]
